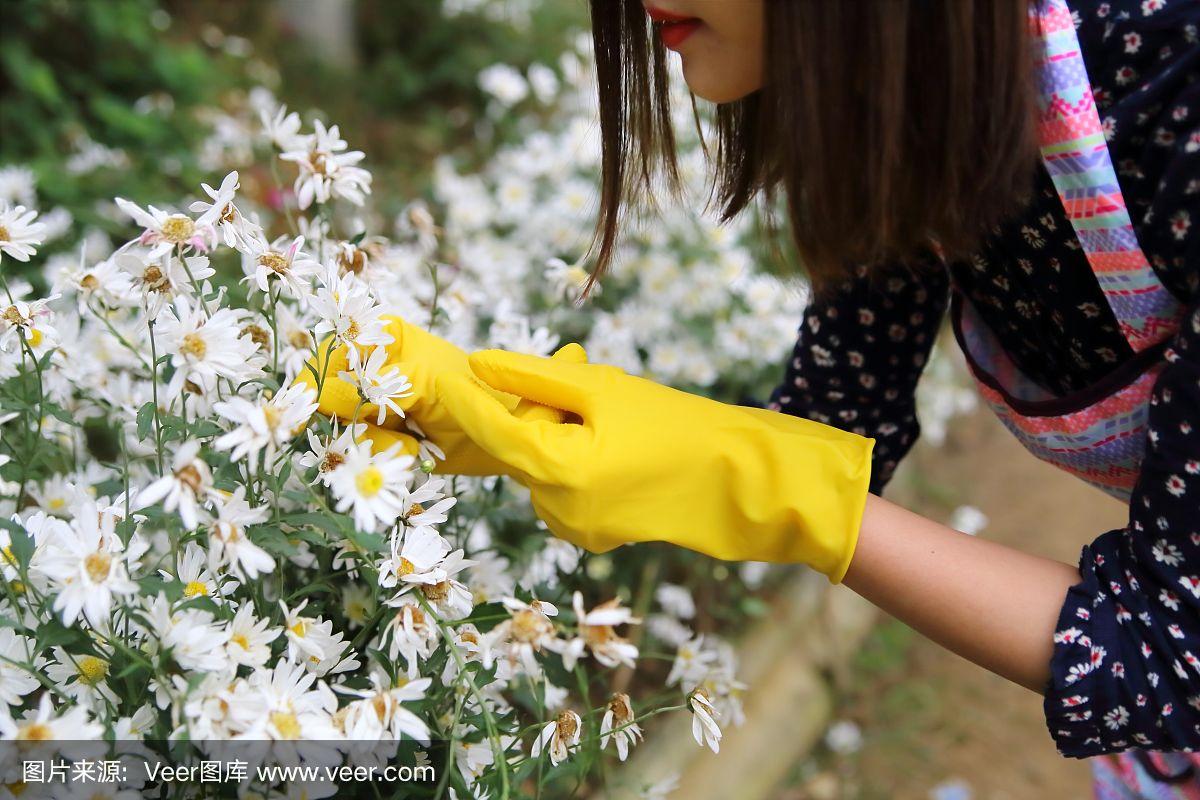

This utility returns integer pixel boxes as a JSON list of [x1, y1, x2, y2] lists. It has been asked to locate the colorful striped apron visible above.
[[950, 1, 1195, 796]]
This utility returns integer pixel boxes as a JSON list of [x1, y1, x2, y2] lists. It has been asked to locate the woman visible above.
[[309, 0, 1199, 795]]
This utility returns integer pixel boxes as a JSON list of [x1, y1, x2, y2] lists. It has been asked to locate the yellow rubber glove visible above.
[[435, 349, 875, 582], [296, 315, 586, 474]]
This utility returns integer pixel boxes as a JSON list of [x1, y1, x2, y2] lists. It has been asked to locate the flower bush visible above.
[[0, 50, 790, 800], [0, 27, 974, 800]]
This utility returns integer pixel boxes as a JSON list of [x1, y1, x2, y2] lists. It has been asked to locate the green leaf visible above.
[[0, 518, 34, 570], [136, 401, 156, 441]]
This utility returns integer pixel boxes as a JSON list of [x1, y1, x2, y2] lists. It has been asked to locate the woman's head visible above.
[[588, 0, 1039, 290]]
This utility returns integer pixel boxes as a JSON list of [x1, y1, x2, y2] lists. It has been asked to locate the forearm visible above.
[[841, 494, 1081, 693]]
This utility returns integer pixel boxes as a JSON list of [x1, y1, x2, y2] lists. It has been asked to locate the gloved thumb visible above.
[[436, 372, 586, 483], [357, 424, 421, 459], [515, 342, 589, 423], [467, 348, 593, 413]]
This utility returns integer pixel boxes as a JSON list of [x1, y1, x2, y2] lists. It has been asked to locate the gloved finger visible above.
[[515, 343, 589, 423], [435, 372, 584, 482], [357, 424, 421, 459], [295, 336, 360, 417], [551, 342, 588, 364], [467, 348, 594, 413], [391, 357, 524, 416]]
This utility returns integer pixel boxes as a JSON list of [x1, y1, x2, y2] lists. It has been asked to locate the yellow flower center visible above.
[[320, 451, 345, 473], [231, 633, 250, 650], [180, 332, 207, 359], [161, 215, 195, 244], [372, 695, 389, 722], [80, 274, 99, 290], [26, 328, 43, 348], [288, 330, 311, 349], [510, 610, 551, 644], [183, 580, 208, 598], [0, 225, 9, 243], [262, 404, 282, 431], [269, 711, 302, 739], [1, 544, 14, 566], [395, 557, 415, 578], [2, 307, 22, 326], [77, 656, 108, 686], [343, 319, 361, 341], [258, 251, 290, 275], [17, 722, 53, 741], [422, 581, 450, 602], [289, 620, 307, 638], [355, 466, 384, 498], [83, 552, 112, 583]]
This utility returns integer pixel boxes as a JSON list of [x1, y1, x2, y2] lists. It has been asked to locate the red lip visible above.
[[646, 6, 701, 49], [645, 5, 694, 23]]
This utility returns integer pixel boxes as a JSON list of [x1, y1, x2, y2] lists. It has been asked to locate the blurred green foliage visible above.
[[1, 0, 587, 280], [1, 0, 246, 232]]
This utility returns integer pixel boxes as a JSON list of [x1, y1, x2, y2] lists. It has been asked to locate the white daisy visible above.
[[54, 249, 134, 311], [280, 599, 361, 678], [0, 294, 60, 353], [37, 509, 138, 627], [379, 526, 452, 589], [327, 440, 414, 532], [310, 271, 392, 365], [338, 343, 413, 425], [115, 250, 214, 320], [213, 383, 317, 472], [0, 693, 103, 740], [0, 629, 42, 706], [189, 171, 263, 249], [155, 296, 260, 397], [280, 119, 372, 209], [224, 603, 280, 668], [337, 670, 432, 741], [207, 487, 274, 580], [45, 647, 118, 707], [298, 421, 364, 485], [113, 198, 210, 259], [0, 203, 47, 262], [241, 234, 320, 301], [136, 440, 214, 530]]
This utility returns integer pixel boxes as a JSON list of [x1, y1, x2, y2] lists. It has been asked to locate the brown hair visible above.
[[588, 0, 1040, 291]]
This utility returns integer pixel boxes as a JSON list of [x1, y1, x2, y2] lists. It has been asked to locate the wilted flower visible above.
[[600, 692, 642, 761], [531, 709, 581, 766]]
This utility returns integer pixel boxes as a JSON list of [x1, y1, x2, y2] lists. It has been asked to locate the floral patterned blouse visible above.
[[769, 0, 1199, 759]]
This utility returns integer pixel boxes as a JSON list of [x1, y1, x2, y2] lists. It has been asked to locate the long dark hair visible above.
[[588, 0, 1040, 290]]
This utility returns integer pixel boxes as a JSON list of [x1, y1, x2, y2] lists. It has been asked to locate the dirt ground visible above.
[[801, 401, 1129, 800]]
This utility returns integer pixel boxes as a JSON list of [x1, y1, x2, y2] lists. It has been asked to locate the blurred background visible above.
[[1, 1, 1127, 797]]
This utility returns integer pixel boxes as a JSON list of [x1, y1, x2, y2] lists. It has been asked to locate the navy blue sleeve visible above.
[[1045, 299, 1200, 756], [1044, 0, 1200, 755], [768, 254, 950, 495]]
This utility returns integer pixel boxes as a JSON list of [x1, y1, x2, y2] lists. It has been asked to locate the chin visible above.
[[680, 59, 760, 104]]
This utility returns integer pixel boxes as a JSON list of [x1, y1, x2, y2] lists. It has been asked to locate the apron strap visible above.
[[1031, 0, 1182, 352]]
